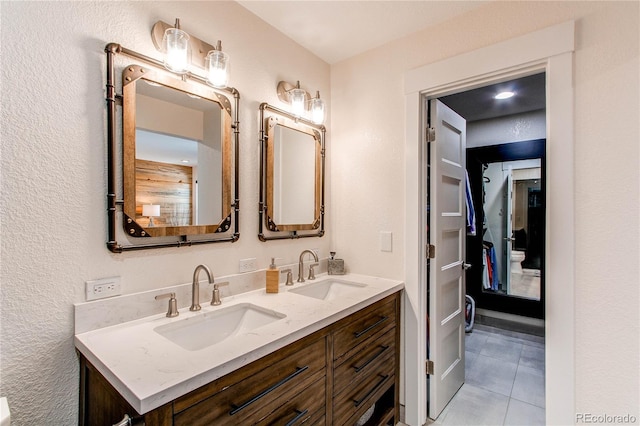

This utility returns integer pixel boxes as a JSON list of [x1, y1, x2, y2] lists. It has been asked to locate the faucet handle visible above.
[[281, 269, 294, 286], [155, 292, 179, 318], [211, 284, 221, 306], [210, 281, 228, 305], [308, 263, 319, 280]]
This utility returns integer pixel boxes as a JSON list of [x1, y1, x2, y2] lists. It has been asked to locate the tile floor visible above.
[[430, 324, 545, 425]]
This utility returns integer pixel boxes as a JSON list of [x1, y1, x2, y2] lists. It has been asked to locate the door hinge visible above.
[[426, 127, 436, 143], [426, 360, 434, 375], [427, 244, 436, 259]]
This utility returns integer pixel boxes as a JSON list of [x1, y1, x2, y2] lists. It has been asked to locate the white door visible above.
[[428, 99, 467, 419]]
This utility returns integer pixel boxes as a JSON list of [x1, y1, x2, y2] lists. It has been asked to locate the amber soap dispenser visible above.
[[266, 258, 280, 293]]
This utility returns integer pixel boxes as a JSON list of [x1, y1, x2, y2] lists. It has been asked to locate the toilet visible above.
[[510, 250, 525, 274]]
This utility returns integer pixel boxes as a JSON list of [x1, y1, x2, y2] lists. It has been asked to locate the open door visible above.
[[427, 99, 466, 419]]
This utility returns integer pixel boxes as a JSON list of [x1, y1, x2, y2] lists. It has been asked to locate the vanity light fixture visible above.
[[161, 19, 190, 73], [142, 204, 161, 227], [206, 41, 229, 88], [310, 91, 326, 124], [152, 19, 230, 87], [495, 90, 515, 100], [276, 80, 326, 123]]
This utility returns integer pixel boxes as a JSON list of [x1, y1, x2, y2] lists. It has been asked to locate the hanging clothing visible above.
[[482, 241, 499, 291], [465, 170, 477, 235]]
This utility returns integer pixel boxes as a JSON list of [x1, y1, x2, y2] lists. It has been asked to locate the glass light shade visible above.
[[290, 88, 306, 117], [310, 96, 325, 124], [206, 50, 229, 88], [163, 28, 190, 73]]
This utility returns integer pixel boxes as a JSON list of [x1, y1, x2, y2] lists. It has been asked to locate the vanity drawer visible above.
[[173, 337, 326, 425], [333, 327, 396, 396], [254, 376, 326, 426], [332, 359, 394, 426], [333, 298, 396, 362]]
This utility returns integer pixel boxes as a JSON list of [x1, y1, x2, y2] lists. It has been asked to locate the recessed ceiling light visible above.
[[495, 91, 515, 100], [181, 159, 190, 163]]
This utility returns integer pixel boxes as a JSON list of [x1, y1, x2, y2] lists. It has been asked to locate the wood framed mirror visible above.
[[259, 103, 325, 241], [105, 44, 239, 252]]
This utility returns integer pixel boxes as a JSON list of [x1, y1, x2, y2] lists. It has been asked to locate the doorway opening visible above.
[[426, 74, 547, 424], [403, 21, 575, 426], [439, 72, 546, 321]]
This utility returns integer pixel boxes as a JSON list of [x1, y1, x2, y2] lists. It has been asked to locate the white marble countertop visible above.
[[74, 274, 404, 414]]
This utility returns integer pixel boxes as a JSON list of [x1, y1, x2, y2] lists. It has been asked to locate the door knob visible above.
[[463, 263, 472, 270]]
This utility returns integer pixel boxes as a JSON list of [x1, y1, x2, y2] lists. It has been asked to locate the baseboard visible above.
[[475, 308, 544, 336]]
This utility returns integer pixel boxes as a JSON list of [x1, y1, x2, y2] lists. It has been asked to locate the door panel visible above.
[[428, 99, 466, 419]]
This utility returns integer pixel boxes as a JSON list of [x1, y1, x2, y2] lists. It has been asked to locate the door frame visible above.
[[403, 21, 575, 425]]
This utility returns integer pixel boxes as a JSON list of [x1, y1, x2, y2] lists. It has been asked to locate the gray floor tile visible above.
[[479, 335, 523, 364], [511, 365, 545, 408], [504, 399, 546, 425], [440, 384, 509, 425], [465, 330, 489, 353], [466, 354, 518, 397], [519, 345, 545, 372], [465, 350, 478, 373]]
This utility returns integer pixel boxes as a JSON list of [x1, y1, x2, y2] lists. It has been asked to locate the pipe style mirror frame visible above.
[[258, 103, 325, 241], [105, 43, 240, 252]]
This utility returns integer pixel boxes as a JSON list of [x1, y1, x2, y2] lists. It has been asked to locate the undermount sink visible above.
[[288, 279, 366, 301], [154, 303, 286, 351]]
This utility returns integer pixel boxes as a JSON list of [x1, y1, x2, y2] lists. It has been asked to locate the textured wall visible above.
[[0, 2, 329, 424], [331, 0, 638, 420]]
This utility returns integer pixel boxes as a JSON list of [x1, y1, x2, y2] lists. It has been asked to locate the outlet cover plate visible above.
[[239, 258, 257, 273], [86, 276, 122, 301]]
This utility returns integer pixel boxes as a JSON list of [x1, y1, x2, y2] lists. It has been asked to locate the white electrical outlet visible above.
[[239, 258, 257, 273], [85, 276, 121, 301]]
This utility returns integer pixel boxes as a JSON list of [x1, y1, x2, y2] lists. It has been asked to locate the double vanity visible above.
[[75, 273, 403, 425], [90, 34, 402, 426]]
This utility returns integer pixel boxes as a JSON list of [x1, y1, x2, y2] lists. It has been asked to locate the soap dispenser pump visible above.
[[266, 258, 280, 293]]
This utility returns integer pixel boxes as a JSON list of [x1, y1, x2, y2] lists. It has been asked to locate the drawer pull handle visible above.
[[353, 345, 390, 373], [354, 316, 388, 338], [112, 414, 143, 426], [285, 409, 309, 426], [353, 374, 389, 407], [229, 365, 309, 415]]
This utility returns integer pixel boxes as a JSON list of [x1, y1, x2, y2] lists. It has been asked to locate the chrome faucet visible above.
[[191, 264, 214, 311], [297, 249, 319, 283]]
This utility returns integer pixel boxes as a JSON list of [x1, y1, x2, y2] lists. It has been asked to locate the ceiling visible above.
[[236, 1, 488, 64], [237, 1, 545, 121], [439, 73, 546, 122]]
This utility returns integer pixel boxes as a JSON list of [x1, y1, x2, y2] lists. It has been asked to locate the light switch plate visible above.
[[380, 231, 393, 252]]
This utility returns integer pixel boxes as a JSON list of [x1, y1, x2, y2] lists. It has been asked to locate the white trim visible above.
[[404, 21, 575, 426]]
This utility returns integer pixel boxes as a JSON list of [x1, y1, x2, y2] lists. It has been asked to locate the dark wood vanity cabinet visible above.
[[78, 291, 401, 426]]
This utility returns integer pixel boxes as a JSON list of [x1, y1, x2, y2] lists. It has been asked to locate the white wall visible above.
[[0, 2, 329, 424], [331, 0, 638, 421], [467, 109, 546, 148]]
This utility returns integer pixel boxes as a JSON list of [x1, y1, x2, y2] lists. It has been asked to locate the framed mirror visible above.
[[123, 65, 233, 237], [259, 103, 325, 240], [466, 139, 545, 319], [104, 44, 239, 252]]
